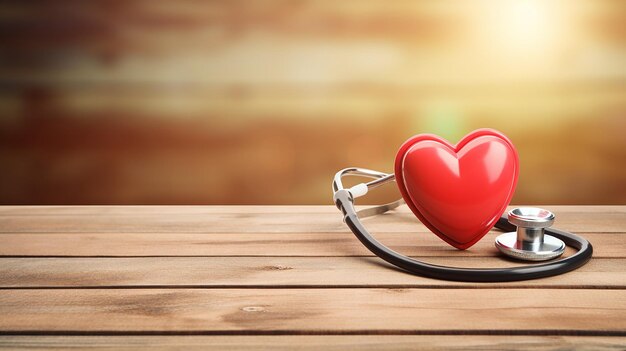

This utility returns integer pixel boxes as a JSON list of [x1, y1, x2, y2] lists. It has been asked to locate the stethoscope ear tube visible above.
[[334, 186, 593, 283]]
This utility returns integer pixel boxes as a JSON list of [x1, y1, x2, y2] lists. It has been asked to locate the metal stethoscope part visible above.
[[332, 167, 593, 282], [495, 208, 566, 261]]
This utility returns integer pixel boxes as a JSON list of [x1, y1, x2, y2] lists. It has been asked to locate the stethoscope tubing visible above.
[[333, 169, 593, 282]]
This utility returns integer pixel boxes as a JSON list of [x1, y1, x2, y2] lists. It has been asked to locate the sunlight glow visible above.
[[481, 0, 562, 61], [504, 0, 551, 47]]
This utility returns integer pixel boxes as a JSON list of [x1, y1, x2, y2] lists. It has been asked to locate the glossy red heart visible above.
[[394, 129, 519, 249]]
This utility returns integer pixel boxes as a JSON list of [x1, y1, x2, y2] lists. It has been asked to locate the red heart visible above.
[[394, 129, 519, 250]]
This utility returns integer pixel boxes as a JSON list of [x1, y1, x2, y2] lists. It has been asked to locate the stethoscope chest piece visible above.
[[495, 207, 566, 261]]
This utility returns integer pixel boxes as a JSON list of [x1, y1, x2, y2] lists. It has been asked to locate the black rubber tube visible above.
[[335, 190, 593, 282]]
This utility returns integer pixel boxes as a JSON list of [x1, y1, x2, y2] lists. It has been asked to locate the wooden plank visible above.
[[0, 232, 620, 258], [0, 257, 623, 288], [0, 289, 624, 333], [1, 335, 625, 350], [0, 206, 623, 233]]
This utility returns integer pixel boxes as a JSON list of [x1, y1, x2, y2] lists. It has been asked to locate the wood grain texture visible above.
[[0, 206, 623, 233], [0, 288, 624, 333], [0, 232, 621, 257], [0, 205, 624, 350], [1, 335, 625, 351], [0, 257, 623, 288], [2, 206, 622, 262]]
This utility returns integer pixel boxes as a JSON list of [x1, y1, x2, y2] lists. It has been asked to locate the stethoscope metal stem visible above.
[[365, 173, 395, 190], [332, 168, 394, 193], [519, 228, 544, 250]]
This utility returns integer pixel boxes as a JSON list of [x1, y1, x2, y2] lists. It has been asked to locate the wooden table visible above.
[[0, 206, 624, 350]]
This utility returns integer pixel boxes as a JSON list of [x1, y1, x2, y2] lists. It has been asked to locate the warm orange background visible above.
[[0, 1, 624, 205]]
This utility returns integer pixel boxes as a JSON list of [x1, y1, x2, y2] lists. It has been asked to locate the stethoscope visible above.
[[332, 134, 593, 282]]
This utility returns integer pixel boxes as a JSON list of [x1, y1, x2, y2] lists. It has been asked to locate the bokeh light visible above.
[[0, 0, 624, 205]]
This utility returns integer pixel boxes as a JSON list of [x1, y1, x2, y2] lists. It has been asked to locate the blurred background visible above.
[[0, 0, 624, 205]]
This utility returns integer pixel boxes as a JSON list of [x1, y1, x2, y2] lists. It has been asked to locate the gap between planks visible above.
[[1, 335, 625, 350], [0, 330, 625, 337]]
